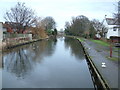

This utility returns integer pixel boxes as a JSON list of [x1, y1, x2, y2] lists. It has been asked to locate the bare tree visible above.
[[91, 19, 108, 38], [4, 2, 36, 33], [118, 1, 120, 25], [41, 16, 56, 30], [116, 1, 120, 25], [31, 17, 48, 39], [113, 1, 120, 25]]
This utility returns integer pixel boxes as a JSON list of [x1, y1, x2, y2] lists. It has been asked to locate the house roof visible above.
[[106, 18, 119, 25]]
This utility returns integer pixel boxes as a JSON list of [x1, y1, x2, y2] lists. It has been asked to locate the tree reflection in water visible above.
[[3, 49, 33, 79], [3, 38, 57, 79], [64, 37, 84, 60]]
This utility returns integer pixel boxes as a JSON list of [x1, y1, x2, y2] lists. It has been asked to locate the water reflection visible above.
[[3, 49, 33, 78], [3, 38, 57, 78], [64, 37, 84, 60], [3, 37, 94, 88]]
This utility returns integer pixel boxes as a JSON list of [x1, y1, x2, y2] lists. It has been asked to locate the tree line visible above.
[[64, 1, 120, 39], [64, 15, 108, 39], [4, 2, 119, 39], [4, 2, 57, 39]]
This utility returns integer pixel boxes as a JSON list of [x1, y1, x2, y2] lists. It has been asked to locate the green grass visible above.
[[106, 56, 118, 61], [91, 40, 110, 46], [65, 35, 86, 42], [77, 38, 85, 42]]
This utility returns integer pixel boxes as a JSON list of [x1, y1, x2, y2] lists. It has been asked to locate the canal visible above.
[[2, 37, 94, 88]]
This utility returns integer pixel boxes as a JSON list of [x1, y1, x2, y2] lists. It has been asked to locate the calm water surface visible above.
[[2, 37, 94, 88]]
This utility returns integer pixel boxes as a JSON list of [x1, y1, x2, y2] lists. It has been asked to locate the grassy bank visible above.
[[66, 35, 110, 47], [106, 56, 118, 61], [90, 40, 110, 46], [77, 38, 85, 42], [65, 35, 85, 42]]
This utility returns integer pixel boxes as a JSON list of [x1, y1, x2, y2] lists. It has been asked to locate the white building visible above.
[[0, 22, 3, 42], [0, 22, 7, 42], [103, 18, 120, 39]]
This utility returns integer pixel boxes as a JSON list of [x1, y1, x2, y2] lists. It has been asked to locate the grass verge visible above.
[[91, 40, 110, 46], [77, 38, 85, 42], [106, 56, 118, 61]]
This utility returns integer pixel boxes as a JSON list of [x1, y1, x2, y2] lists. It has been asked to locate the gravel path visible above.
[[81, 39, 119, 89]]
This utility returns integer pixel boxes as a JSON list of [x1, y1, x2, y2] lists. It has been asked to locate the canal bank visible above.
[[76, 38, 119, 89], [2, 38, 48, 52]]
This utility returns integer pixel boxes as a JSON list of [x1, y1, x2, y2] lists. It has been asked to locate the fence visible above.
[[3, 34, 32, 40]]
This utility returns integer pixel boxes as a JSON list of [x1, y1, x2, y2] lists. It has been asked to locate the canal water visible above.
[[2, 37, 94, 88]]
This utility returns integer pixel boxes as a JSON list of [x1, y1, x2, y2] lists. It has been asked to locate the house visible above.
[[4, 22, 18, 33], [103, 18, 119, 39], [0, 22, 7, 42], [0, 22, 3, 42], [4, 22, 34, 34]]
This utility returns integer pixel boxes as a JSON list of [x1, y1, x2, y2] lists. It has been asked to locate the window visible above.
[[113, 27, 117, 31]]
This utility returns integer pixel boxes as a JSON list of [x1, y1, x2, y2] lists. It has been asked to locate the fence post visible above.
[[110, 41, 112, 57]]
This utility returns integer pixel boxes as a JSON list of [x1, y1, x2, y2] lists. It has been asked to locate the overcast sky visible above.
[[0, 0, 119, 30]]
